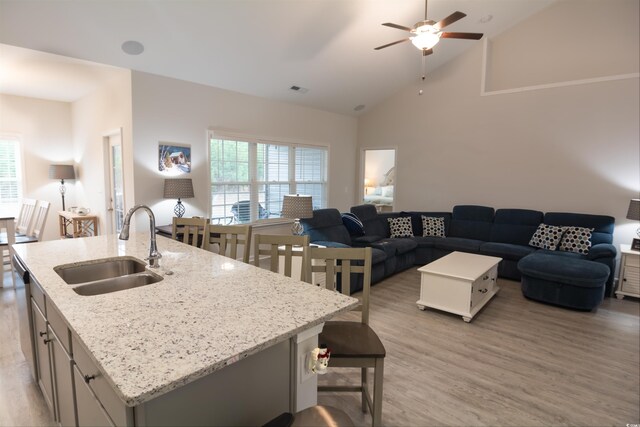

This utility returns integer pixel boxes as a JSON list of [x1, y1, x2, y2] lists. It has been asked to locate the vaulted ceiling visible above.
[[0, 0, 554, 115]]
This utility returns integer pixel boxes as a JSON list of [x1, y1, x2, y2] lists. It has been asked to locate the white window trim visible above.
[[0, 133, 25, 215], [207, 129, 329, 224]]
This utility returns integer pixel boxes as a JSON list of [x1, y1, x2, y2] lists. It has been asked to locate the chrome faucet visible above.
[[119, 205, 162, 268]]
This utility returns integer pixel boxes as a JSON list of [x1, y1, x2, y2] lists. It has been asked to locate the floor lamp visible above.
[[49, 164, 76, 211]]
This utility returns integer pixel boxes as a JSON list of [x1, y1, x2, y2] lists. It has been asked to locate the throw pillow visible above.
[[381, 185, 394, 197], [387, 217, 413, 238], [341, 213, 365, 236], [558, 226, 594, 254], [529, 224, 566, 250], [422, 216, 446, 237]]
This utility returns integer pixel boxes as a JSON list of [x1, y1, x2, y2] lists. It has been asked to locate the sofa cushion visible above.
[[312, 241, 352, 249], [351, 205, 389, 237], [479, 242, 536, 261], [302, 209, 352, 246], [388, 217, 413, 238], [372, 238, 418, 256], [412, 236, 441, 248], [528, 224, 566, 250], [351, 235, 383, 246], [518, 253, 610, 288], [490, 209, 543, 245], [405, 212, 451, 237], [558, 226, 593, 254], [449, 205, 495, 241], [370, 247, 388, 265], [544, 212, 614, 245], [341, 213, 365, 236], [422, 216, 445, 237], [433, 237, 484, 253]]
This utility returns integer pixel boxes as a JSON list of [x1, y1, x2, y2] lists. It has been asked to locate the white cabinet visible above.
[[616, 244, 640, 300], [49, 325, 76, 426]]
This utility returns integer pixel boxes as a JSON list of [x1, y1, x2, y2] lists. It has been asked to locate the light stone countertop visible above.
[[13, 232, 358, 407]]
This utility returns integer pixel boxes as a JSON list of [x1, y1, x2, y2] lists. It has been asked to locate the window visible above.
[[0, 136, 23, 214], [209, 133, 327, 223]]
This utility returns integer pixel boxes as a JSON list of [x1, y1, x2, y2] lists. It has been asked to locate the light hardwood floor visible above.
[[1, 268, 639, 426]]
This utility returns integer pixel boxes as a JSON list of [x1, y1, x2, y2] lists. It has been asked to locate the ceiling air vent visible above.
[[290, 85, 309, 94]]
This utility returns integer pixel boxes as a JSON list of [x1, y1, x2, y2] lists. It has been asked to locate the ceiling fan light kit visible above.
[[410, 23, 441, 50]]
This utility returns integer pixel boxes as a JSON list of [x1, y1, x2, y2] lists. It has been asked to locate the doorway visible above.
[[362, 148, 396, 212], [104, 129, 125, 234]]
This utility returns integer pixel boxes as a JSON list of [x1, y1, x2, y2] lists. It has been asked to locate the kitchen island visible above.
[[13, 232, 357, 426]]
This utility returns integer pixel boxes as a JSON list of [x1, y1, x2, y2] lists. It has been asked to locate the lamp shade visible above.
[[163, 178, 194, 199], [281, 195, 313, 219], [626, 199, 640, 221], [49, 164, 76, 180]]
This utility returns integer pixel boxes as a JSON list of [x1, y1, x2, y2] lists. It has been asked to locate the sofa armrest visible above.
[[587, 243, 617, 260], [311, 241, 352, 249]]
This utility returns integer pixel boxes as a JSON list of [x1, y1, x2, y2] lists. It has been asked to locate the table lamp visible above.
[[164, 178, 194, 218], [281, 195, 313, 235], [49, 164, 76, 211], [626, 198, 640, 249]]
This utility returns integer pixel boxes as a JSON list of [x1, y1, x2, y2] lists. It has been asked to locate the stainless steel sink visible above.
[[72, 271, 164, 296], [55, 257, 147, 285]]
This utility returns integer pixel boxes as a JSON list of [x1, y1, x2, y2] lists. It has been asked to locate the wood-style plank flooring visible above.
[[1, 268, 639, 426]]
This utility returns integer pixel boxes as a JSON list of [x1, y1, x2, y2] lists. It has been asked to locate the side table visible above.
[[616, 244, 640, 300], [58, 211, 99, 238]]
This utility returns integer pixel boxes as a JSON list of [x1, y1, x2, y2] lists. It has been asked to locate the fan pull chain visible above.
[[419, 52, 426, 95]]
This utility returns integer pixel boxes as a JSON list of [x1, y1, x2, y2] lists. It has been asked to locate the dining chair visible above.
[[171, 217, 209, 247], [0, 216, 16, 288], [202, 224, 252, 263], [307, 246, 385, 427], [15, 198, 37, 235], [253, 234, 309, 280]]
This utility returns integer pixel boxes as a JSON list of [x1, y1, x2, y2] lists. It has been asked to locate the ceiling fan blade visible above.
[[440, 32, 484, 40], [422, 48, 433, 56], [374, 38, 410, 50], [382, 22, 412, 32], [434, 11, 466, 30]]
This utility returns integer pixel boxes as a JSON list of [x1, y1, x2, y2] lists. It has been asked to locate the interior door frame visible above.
[[103, 128, 125, 234], [359, 147, 398, 210]]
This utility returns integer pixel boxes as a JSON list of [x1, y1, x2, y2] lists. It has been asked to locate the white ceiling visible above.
[[0, 0, 555, 115]]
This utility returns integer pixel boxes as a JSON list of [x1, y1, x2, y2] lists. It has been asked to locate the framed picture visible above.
[[159, 143, 191, 175], [631, 238, 640, 251]]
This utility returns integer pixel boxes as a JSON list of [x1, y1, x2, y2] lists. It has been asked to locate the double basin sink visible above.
[[55, 257, 163, 296]]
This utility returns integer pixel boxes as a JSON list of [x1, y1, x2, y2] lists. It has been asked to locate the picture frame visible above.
[[159, 142, 191, 175], [631, 238, 640, 252]]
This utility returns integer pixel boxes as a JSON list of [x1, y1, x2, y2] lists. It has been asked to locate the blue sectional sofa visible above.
[[301, 204, 617, 305]]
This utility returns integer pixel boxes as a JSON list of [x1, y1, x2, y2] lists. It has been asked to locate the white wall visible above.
[[0, 93, 74, 241], [357, 0, 639, 248], [130, 71, 358, 229], [71, 70, 133, 236]]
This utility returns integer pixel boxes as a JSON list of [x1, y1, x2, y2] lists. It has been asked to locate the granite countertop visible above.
[[13, 232, 357, 406]]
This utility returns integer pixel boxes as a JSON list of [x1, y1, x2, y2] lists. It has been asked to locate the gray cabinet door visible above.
[[50, 326, 76, 426], [73, 365, 114, 427], [32, 300, 56, 419]]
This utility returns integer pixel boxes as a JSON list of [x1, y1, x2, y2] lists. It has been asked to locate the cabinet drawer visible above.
[[471, 266, 497, 308], [625, 254, 640, 268], [72, 335, 132, 426], [31, 277, 46, 314], [46, 301, 71, 355]]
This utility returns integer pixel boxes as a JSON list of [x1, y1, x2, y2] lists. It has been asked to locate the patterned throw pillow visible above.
[[341, 213, 365, 236], [387, 217, 413, 238], [558, 226, 594, 254], [529, 224, 566, 250], [422, 216, 445, 237]]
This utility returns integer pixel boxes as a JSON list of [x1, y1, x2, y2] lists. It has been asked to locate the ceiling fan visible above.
[[374, 0, 484, 56]]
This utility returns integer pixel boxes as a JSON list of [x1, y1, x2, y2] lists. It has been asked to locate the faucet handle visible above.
[[146, 251, 162, 268]]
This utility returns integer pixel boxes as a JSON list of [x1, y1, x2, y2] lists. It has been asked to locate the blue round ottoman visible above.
[[517, 253, 610, 311]]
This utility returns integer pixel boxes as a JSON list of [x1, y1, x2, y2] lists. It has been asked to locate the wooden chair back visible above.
[[16, 198, 37, 235], [171, 217, 209, 247], [253, 234, 309, 280], [203, 224, 252, 263], [308, 246, 372, 325], [28, 201, 50, 241]]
